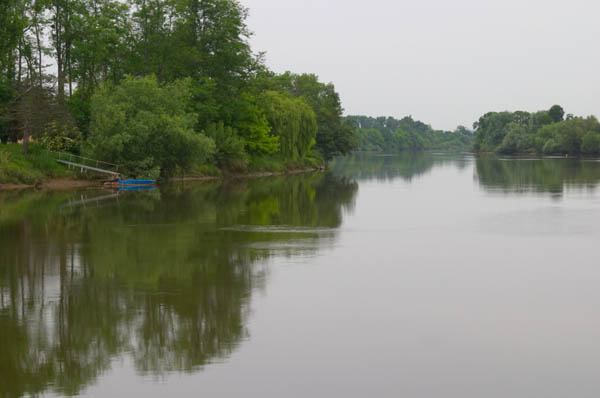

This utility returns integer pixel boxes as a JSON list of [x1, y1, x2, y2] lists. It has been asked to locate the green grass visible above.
[[0, 143, 75, 185]]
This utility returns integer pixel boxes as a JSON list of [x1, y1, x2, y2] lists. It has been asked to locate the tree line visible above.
[[0, 0, 356, 178], [473, 105, 600, 156], [346, 115, 474, 152]]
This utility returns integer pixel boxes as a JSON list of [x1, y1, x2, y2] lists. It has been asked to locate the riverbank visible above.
[[0, 143, 78, 186], [0, 178, 104, 191], [1, 143, 326, 190], [1, 169, 323, 191], [1, 166, 324, 191]]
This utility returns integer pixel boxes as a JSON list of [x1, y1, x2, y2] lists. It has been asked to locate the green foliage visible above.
[[549, 105, 565, 123], [473, 105, 600, 156], [474, 111, 537, 152], [88, 76, 215, 178], [1, 0, 358, 177], [535, 116, 600, 156], [274, 72, 357, 161], [581, 132, 600, 155], [0, 0, 26, 81], [542, 139, 559, 155], [231, 93, 279, 155], [39, 120, 83, 154], [204, 122, 247, 170], [497, 123, 531, 154], [0, 143, 74, 184], [259, 91, 317, 160], [348, 115, 474, 153]]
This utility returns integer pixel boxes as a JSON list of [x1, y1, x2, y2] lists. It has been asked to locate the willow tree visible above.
[[258, 91, 316, 160]]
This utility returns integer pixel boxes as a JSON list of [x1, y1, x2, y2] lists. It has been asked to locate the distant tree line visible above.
[[473, 105, 600, 156], [346, 115, 474, 152], [0, 0, 356, 177]]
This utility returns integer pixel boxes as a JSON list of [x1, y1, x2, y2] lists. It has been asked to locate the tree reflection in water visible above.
[[475, 157, 600, 196], [329, 152, 471, 182], [0, 173, 357, 397]]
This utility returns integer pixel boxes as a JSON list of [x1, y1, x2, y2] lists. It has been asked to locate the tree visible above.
[[259, 91, 316, 160], [204, 122, 246, 170], [231, 93, 279, 155], [87, 76, 215, 177], [549, 105, 565, 123], [581, 132, 600, 155], [276, 72, 357, 161], [536, 116, 600, 155]]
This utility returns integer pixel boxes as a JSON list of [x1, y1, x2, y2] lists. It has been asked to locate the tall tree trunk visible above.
[[17, 44, 22, 86], [68, 54, 73, 96], [35, 22, 43, 88], [66, 0, 72, 97], [23, 118, 29, 155], [55, 5, 64, 101]]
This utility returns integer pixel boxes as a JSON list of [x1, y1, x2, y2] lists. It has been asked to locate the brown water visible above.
[[1, 153, 600, 397]]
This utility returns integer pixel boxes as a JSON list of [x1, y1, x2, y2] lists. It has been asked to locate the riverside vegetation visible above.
[[347, 115, 475, 152], [1, 0, 357, 183], [473, 105, 600, 156], [2, 1, 599, 186]]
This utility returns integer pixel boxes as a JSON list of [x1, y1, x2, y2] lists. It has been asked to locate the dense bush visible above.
[[87, 76, 215, 178], [205, 122, 247, 170]]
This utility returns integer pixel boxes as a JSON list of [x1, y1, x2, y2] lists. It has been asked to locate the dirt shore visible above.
[[0, 179, 103, 191], [1, 168, 323, 191]]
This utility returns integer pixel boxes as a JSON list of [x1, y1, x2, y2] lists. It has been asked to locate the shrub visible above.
[[204, 122, 247, 170], [543, 139, 559, 155], [581, 132, 600, 155], [87, 76, 215, 178], [39, 120, 83, 154]]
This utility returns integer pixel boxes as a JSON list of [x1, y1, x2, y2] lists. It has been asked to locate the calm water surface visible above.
[[1, 153, 600, 397]]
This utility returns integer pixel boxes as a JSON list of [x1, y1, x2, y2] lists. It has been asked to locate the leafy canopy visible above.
[[88, 76, 215, 178]]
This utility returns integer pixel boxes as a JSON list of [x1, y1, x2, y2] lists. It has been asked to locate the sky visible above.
[[239, 0, 600, 131]]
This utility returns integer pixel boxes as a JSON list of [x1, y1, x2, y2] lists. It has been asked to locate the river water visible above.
[[1, 153, 600, 397]]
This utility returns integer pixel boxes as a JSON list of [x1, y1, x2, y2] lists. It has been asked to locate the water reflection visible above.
[[0, 173, 357, 397], [329, 152, 471, 182], [475, 156, 600, 196]]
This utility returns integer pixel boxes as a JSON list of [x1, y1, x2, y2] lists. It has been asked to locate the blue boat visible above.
[[105, 179, 156, 188], [118, 179, 156, 186]]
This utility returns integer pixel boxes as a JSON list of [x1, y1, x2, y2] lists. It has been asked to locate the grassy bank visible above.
[[1, 143, 325, 188], [0, 143, 78, 185]]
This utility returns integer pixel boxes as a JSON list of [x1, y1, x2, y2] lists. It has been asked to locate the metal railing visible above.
[[44, 150, 121, 175]]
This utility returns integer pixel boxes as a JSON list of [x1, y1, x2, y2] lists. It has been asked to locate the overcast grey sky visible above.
[[239, 0, 600, 130]]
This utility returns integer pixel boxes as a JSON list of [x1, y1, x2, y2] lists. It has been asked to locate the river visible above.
[[1, 153, 600, 397]]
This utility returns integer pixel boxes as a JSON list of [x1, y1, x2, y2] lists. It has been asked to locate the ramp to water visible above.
[[56, 159, 121, 177]]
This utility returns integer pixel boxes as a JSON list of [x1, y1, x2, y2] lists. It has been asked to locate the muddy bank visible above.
[[1, 168, 324, 191], [0, 179, 103, 191]]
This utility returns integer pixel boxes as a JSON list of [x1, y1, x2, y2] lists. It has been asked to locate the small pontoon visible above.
[[105, 179, 156, 188]]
